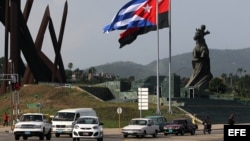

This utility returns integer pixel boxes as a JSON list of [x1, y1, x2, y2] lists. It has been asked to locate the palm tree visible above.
[[88, 67, 96, 74], [229, 73, 233, 88], [209, 77, 227, 94], [243, 69, 247, 76], [87, 67, 96, 81], [68, 62, 73, 71], [221, 73, 227, 81], [237, 68, 243, 77]]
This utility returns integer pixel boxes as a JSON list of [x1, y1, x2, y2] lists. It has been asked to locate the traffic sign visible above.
[[117, 107, 122, 114], [27, 103, 37, 108], [138, 88, 148, 110]]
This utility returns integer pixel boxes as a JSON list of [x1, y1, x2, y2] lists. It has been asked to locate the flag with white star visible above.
[[103, 0, 158, 33], [118, 0, 170, 48], [103, 0, 169, 48]]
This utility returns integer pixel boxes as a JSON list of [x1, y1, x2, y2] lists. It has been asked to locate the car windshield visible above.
[[147, 116, 166, 124], [20, 115, 43, 122], [76, 117, 98, 124], [129, 119, 147, 125], [171, 120, 185, 124], [53, 112, 75, 121]]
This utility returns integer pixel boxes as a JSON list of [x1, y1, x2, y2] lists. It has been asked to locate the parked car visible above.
[[72, 116, 103, 141], [121, 118, 159, 138], [145, 115, 168, 132], [163, 118, 196, 136]]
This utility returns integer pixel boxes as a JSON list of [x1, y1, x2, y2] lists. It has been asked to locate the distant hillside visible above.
[[95, 48, 250, 80], [95, 61, 155, 79]]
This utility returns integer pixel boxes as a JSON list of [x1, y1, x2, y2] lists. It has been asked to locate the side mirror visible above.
[[72, 121, 76, 126], [16, 119, 20, 123]]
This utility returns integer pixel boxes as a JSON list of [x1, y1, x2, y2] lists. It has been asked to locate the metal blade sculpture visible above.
[[0, 0, 68, 94]]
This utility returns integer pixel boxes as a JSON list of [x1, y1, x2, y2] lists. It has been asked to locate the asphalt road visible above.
[[0, 128, 224, 141]]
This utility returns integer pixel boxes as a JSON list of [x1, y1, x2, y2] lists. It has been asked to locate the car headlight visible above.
[[14, 125, 21, 128], [93, 126, 98, 129], [174, 126, 180, 129], [135, 129, 142, 132]]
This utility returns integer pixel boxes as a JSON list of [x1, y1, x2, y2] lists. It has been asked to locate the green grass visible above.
[[0, 84, 189, 128]]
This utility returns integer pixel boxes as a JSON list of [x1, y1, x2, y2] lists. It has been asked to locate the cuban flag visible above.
[[103, 0, 169, 48], [104, 0, 160, 33]]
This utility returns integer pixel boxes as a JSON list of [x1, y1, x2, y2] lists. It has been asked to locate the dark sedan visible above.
[[163, 118, 196, 136]]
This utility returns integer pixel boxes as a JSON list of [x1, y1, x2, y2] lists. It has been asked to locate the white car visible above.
[[121, 118, 159, 138], [72, 116, 103, 141], [13, 113, 52, 140]]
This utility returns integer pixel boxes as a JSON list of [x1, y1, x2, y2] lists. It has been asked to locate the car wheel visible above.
[[97, 137, 103, 141], [46, 131, 52, 140], [39, 135, 44, 140], [39, 129, 45, 140], [55, 133, 60, 137], [152, 130, 158, 137], [15, 135, 20, 140], [191, 129, 195, 135], [23, 135, 28, 140], [73, 138, 76, 141], [208, 129, 211, 134], [141, 131, 146, 138], [123, 134, 128, 138], [164, 133, 168, 136], [180, 129, 184, 135]]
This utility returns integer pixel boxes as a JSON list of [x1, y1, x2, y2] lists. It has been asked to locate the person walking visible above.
[[228, 114, 235, 125], [3, 113, 9, 126], [203, 115, 212, 134]]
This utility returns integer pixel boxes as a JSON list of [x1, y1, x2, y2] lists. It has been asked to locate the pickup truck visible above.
[[13, 113, 52, 140]]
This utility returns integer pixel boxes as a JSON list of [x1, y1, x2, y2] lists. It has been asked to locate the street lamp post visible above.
[[0, 59, 20, 131], [8, 59, 20, 130], [8, 59, 14, 130]]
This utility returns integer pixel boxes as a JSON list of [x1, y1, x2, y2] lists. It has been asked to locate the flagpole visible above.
[[168, 0, 173, 114], [156, 0, 161, 115]]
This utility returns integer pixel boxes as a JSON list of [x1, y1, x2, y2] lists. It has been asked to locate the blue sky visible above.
[[1, 0, 250, 70]]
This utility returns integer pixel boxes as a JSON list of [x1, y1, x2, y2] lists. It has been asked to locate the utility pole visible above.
[[0, 63, 20, 131]]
